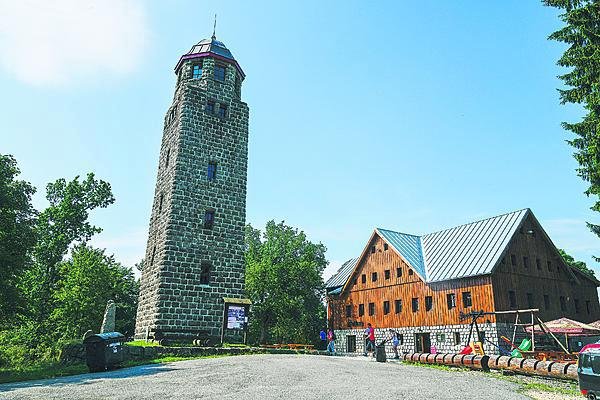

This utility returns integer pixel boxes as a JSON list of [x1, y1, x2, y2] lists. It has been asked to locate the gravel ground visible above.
[[0, 355, 536, 400]]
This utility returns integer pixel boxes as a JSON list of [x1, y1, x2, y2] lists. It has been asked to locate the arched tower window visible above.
[[200, 262, 211, 285]]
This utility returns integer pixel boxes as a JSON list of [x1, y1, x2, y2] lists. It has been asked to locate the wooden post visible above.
[[511, 312, 519, 348], [530, 310, 535, 352]]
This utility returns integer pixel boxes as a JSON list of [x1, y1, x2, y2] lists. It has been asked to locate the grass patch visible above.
[[124, 340, 160, 348], [488, 372, 579, 396], [0, 362, 88, 384], [403, 361, 468, 372]]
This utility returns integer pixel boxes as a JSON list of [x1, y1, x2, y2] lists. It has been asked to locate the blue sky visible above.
[[1, 0, 598, 279]]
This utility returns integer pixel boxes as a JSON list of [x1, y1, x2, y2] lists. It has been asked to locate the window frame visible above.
[[368, 302, 375, 316], [446, 293, 456, 310], [394, 299, 402, 314], [358, 303, 365, 317], [462, 291, 472, 308], [200, 262, 211, 285], [192, 62, 203, 79], [203, 209, 215, 229], [411, 297, 419, 312], [214, 63, 226, 82], [425, 296, 433, 311], [383, 300, 390, 315]]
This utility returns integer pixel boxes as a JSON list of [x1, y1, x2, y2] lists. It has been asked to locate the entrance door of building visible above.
[[346, 335, 356, 353], [415, 333, 431, 353]]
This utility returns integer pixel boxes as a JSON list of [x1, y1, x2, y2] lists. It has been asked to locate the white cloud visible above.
[[0, 0, 148, 86]]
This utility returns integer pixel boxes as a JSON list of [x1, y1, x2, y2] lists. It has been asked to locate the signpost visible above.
[[221, 298, 251, 345]]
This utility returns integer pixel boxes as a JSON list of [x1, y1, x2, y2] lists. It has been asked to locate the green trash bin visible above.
[[83, 332, 125, 372]]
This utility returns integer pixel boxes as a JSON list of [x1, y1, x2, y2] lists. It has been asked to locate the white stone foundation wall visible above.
[[332, 323, 509, 357]]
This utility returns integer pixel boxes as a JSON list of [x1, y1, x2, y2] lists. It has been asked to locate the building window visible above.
[[345, 305, 352, 318], [192, 62, 203, 79], [453, 332, 461, 345], [384, 243, 388, 251], [408, 269, 414, 276], [575, 299, 581, 314], [395, 299, 402, 313], [217, 104, 227, 118], [396, 267, 402, 278], [383, 301, 390, 315], [587, 300, 592, 315], [371, 245, 376, 254], [158, 193, 164, 213], [214, 64, 226, 82], [547, 260, 553, 271], [544, 294, 550, 309], [446, 293, 456, 310], [368, 302, 375, 316], [509, 291, 517, 309], [371, 272, 377, 282], [526, 293, 534, 308], [361, 274, 366, 284], [384, 269, 390, 280], [200, 262, 211, 284], [462, 291, 472, 308], [425, 296, 433, 311], [165, 148, 170, 168], [523, 256, 529, 269], [411, 298, 419, 312], [511, 254, 517, 266], [436, 333, 446, 342], [358, 304, 364, 316], [560, 296, 567, 312], [206, 100, 215, 113], [207, 162, 217, 181], [203, 210, 215, 229], [536, 258, 541, 270]]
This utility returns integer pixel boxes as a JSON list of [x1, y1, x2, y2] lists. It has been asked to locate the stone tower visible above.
[[135, 33, 249, 340]]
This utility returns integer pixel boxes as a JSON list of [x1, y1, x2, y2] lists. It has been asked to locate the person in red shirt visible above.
[[363, 323, 376, 357]]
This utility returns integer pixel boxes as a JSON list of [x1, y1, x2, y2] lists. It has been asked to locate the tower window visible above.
[[203, 210, 215, 229], [165, 148, 171, 168], [368, 302, 375, 316], [358, 303, 364, 316], [150, 246, 156, 266], [214, 64, 226, 82], [200, 262, 211, 285], [217, 104, 227, 118], [206, 101, 215, 114], [192, 63, 203, 79], [207, 162, 217, 181], [158, 193, 164, 213]]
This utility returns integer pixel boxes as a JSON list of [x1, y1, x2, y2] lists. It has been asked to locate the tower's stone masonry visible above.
[[135, 37, 249, 339]]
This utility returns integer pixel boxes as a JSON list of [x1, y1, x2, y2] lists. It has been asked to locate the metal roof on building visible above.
[[376, 229, 426, 279], [327, 209, 530, 289], [325, 258, 358, 289], [185, 37, 235, 60]]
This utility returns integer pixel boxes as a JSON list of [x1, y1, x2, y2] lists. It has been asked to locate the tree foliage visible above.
[[51, 244, 139, 339], [544, 0, 600, 258], [245, 221, 327, 345], [0, 155, 37, 322], [22, 173, 115, 323], [558, 248, 597, 277]]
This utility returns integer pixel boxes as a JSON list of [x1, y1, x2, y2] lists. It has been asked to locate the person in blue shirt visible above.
[[319, 329, 327, 350]]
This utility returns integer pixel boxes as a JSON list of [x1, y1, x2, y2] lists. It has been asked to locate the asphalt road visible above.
[[0, 354, 528, 400]]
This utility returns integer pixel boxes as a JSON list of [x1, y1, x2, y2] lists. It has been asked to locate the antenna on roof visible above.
[[212, 14, 217, 40]]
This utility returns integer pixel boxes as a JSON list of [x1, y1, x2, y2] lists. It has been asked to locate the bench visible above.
[[146, 328, 213, 346]]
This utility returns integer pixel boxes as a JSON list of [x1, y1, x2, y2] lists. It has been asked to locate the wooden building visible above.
[[326, 209, 600, 355]]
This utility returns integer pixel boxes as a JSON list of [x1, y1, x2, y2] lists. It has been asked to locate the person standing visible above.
[[389, 329, 400, 359], [363, 323, 375, 357], [319, 329, 327, 350], [327, 328, 336, 355]]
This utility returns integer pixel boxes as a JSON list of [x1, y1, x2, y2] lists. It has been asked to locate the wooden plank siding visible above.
[[329, 234, 496, 330], [491, 214, 600, 324]]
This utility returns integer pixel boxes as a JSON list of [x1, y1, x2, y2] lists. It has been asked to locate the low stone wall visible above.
[[60, 343, 326, 364]]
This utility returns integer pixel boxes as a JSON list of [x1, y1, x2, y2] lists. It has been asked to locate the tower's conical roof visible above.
[[185, 36, 235, 60], [175, 35, 245, 78]]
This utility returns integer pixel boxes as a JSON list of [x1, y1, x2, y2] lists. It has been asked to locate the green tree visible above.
[[245, 221, 327, 344], [51, 245, 138, 338], [0, 155, 37, 322], [558, 248, 596, 277], [544, 0, 600, 259], [22, 173, 115, 324]]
